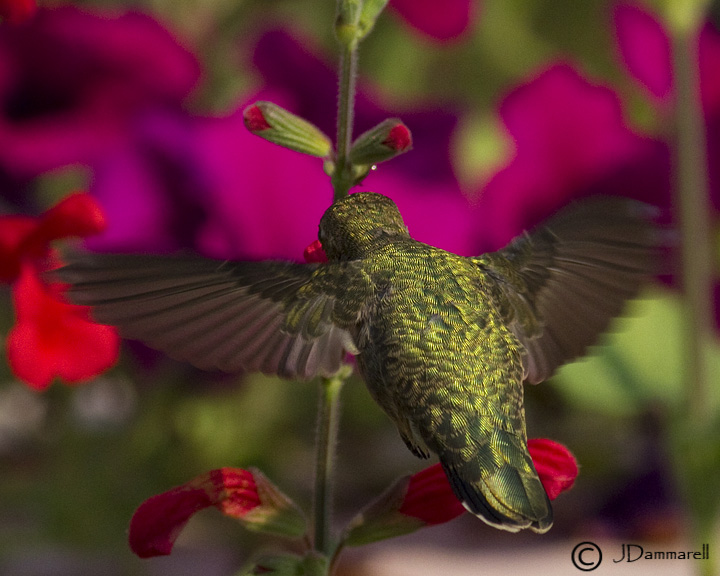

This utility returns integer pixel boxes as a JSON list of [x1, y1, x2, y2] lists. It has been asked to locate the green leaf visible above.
[[552, 287, 717, 416]]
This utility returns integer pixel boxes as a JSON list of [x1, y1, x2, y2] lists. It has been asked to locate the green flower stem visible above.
[[313, 373, 345, 558], [670, 14, 718, 576], [671, 20, 714, 422], [331, 42, 358, 200]]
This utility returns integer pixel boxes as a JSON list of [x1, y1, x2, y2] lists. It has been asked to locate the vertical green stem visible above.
[[332, 43, 358, 200], [671, 24, 714, 423], [670, 15, 717, 576], [313, 374, 344, 557], [311, 3, 362, 569]]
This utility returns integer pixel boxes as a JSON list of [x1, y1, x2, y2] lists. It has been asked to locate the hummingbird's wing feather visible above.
[[473, 198, 659, 383], [57, 251, 367, 379]]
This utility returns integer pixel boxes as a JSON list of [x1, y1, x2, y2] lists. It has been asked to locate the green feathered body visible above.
[[59, 191, 658, 534], [355, 239, 552, 532]]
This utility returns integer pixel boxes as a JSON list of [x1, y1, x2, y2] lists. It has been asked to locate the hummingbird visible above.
[[58, 191, 658, 533]]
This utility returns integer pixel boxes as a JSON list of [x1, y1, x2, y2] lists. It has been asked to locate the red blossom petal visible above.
[[303, 239, 328, 263], [204, 468, 262, 516], [398, 463, 465, 525], [129, 468, 260, 558], [0, 217, 37, 282], [7, 263, 119, 390], [390, 0, 475, 41], [398, 439, 577, 526], [527, 438, 578, 500], [0, 0, 36, 24], [37, 192, 107, 242], [243, 104, 272, 132], [383, 124, 413, 152], [1, 193, 107, 283]]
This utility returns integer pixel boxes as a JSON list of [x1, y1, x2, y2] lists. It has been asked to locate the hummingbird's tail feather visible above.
[[440, 431, 553, 533]]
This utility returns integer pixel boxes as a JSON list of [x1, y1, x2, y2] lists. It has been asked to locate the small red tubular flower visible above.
[[303, 239, 328, 263], [0, 0, 36, 24], [1, 193, 119, 389], [129, 468, 306, 559], [400, 438, 578, 525], [527, 438, 578, 500], [342, 438, 576, 546], [398, 463, 465, 525]]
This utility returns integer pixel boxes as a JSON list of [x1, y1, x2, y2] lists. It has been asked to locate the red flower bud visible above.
[[349, 119, 413, 165], [383, 124, 412, 152], [243, 104, 272, 132], [243, 101, 332, 157]]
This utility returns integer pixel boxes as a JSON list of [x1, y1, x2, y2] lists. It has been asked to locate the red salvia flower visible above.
[[399, 438, 578, 525], [129, 468, 261, 558], [129, 467, 306, 558], [527, 438, 578, 500], [7, 264, 119, 390], [398, 463, 467, 525], [1, 193, 119, 389], [303, 239, 327, 263]]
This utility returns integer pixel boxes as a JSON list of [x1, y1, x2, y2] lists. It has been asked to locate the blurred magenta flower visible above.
[[0, 7, 474, 261], [250, 30, 476, 256], [0, 5, 199, 187], [477, 63, 671, 251], [614, 2, 720, 119], [88, 27, 476, 260], [1, 193, 119, 389], [613, 2, 720, 327], [389, 0, 477, 41], [613, 3, 720, 198], [129, 467, 306, 558], [612, 3, 672, 105], [0, 0, 35, 24]]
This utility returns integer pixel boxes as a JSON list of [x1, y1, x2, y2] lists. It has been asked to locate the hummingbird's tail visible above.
[[440, 431, 553, 533]]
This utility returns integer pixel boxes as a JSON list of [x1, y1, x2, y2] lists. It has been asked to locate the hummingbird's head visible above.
[[318, 192, 409, 260]]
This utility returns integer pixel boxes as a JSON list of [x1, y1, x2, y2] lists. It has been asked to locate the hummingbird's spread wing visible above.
[[57, 251, 369, 379], [473, 198, 659, 383]]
